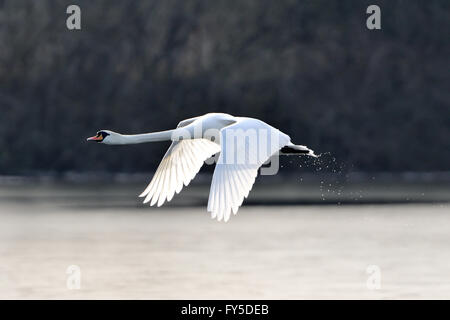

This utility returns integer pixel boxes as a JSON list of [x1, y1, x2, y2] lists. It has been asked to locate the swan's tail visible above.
[[280, 144, 318, 157]]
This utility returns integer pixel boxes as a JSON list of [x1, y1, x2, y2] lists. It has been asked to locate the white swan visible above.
[[87, 113, 316, 221]]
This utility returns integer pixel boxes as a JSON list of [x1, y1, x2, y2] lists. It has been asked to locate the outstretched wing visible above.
[[139, 118, 220, 207], [207, 118, 291, 222]]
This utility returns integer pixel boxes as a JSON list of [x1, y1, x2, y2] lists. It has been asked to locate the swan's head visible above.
[[87, 130, 120, 144]]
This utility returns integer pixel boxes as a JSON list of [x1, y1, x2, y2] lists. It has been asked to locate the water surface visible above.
[[0, 193, 449, 299]]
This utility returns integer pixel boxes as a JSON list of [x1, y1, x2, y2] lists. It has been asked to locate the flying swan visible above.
[[87, 113, 317, 221]]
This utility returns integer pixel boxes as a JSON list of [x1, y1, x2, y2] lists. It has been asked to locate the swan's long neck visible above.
[[116, 130, 175, 145]]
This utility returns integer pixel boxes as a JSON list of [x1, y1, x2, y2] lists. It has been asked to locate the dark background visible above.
[[0, 0, 449, 175]]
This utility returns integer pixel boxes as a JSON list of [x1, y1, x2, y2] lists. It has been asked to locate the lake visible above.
[[0, 183, 449, 299]]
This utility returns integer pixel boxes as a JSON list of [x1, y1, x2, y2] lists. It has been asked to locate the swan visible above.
[[87, 113, 317, 221]]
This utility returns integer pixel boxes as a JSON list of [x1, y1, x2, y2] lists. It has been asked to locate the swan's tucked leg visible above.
[[279, 144, 317, 157]]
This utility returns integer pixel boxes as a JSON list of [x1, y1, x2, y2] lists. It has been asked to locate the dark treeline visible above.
[[0, 0, 449, 174]]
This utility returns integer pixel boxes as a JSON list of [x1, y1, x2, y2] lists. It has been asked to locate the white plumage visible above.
[[140, 138, 221, 206], [87, 113, 316, 222]]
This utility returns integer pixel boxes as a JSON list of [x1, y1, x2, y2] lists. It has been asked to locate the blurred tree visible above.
[[0, 0, 448, 174]]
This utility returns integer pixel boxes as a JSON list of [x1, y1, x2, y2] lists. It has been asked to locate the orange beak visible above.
[[87, 135, 103, 142]]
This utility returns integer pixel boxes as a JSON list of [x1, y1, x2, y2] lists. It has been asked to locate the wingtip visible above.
[[150, 197, 158, 206], [142, 196, 151, 204], [138, 191, 147, 198]]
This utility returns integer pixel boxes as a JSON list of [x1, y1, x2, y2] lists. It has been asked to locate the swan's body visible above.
[[87, 113, 316, 221]]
